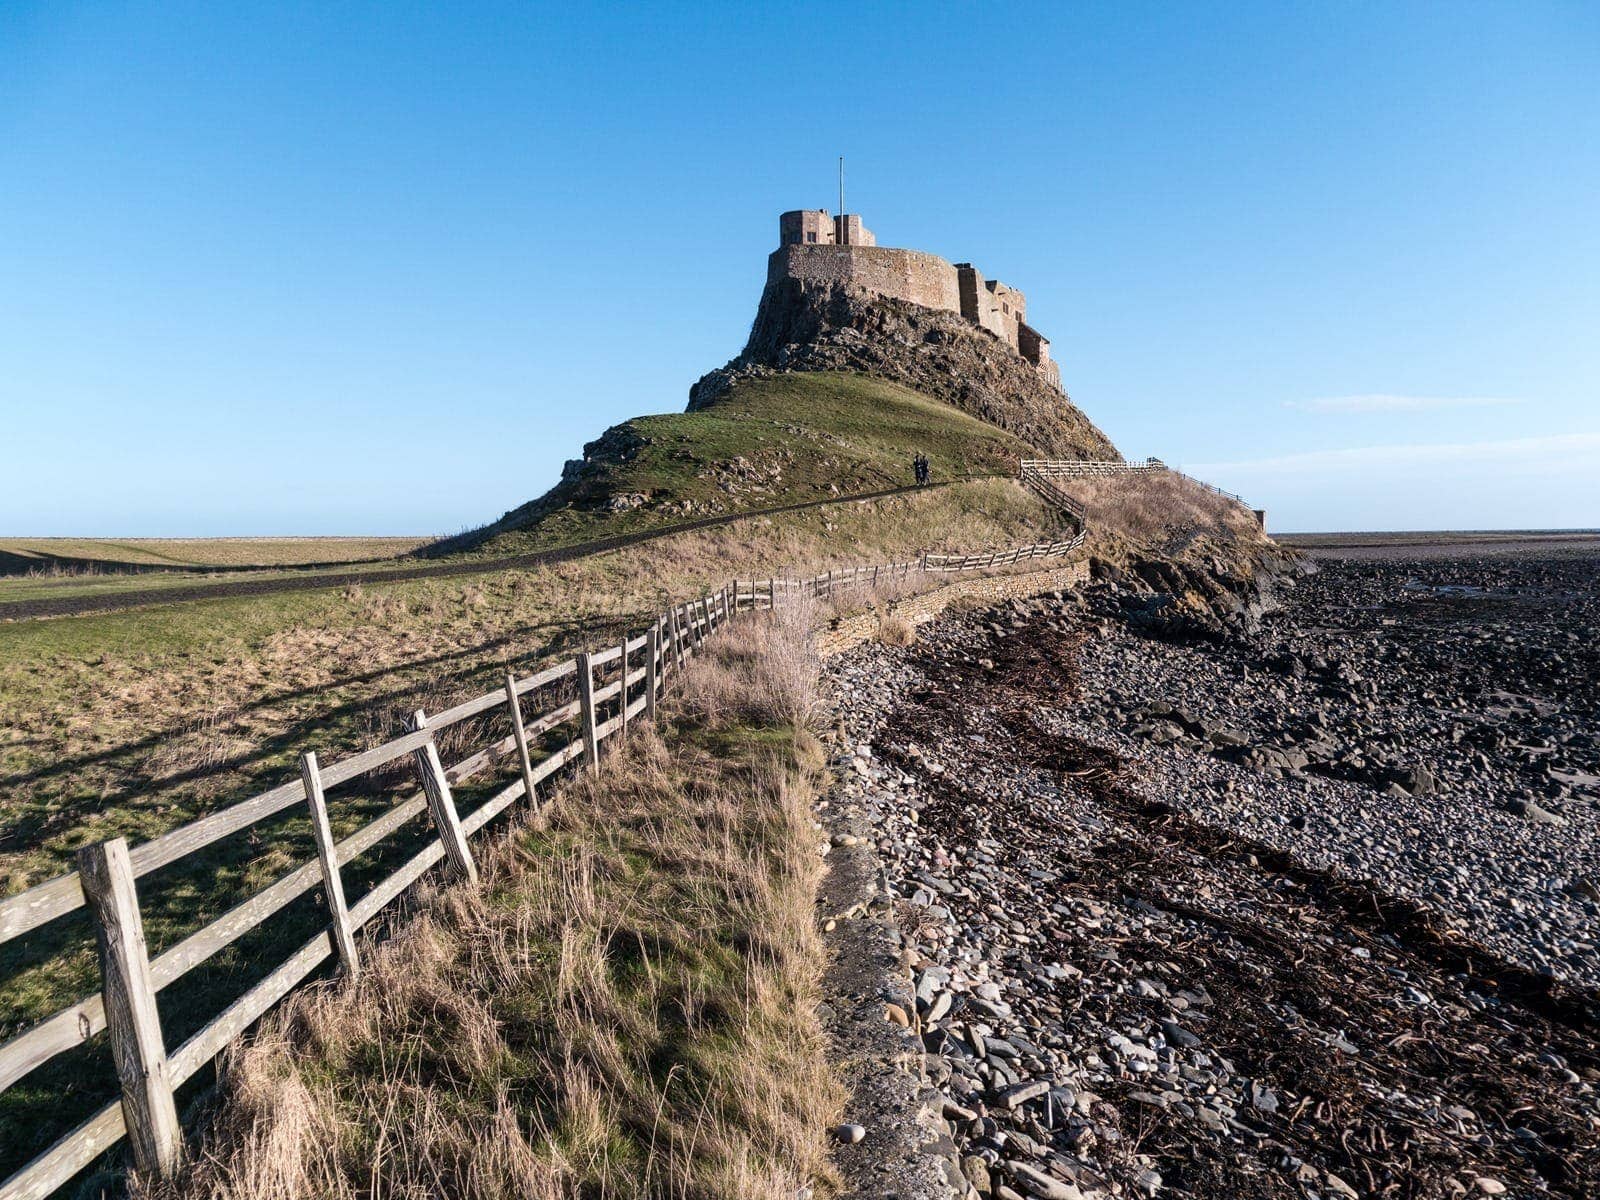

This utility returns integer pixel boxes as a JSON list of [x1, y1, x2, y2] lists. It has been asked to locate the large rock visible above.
[[690, 279, 1118, 461]]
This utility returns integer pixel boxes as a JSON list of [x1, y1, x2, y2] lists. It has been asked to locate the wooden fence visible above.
[[1019, 456, 1165, 479], [0, 534, 1086, 1200], [1021, 458, 1253, 511]]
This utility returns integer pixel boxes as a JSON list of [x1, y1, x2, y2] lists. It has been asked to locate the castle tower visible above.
[[779, 210, 836, 246], [778, 209, 876, 247]]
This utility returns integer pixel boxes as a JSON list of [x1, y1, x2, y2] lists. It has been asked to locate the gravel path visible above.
[[820, 561, 1599, 1199]]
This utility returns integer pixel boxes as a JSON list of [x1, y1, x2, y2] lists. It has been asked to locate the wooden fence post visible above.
[[300, 752, 359, 977], [577, 652, 600, 773], [618, 639, 630, 737], [646, 625, 660, 722], [77, 838, 183, 1181], [767, 577, 776, 609], [504, 671, 539, 809], [409, 709, 478, 885]]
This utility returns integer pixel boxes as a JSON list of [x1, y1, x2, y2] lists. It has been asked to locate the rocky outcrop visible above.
[[1086, 542, 1307, 643], [690, 280, 1119, 461]]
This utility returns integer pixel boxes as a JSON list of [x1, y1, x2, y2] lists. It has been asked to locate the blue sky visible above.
[[3, 2, 1596, 535]]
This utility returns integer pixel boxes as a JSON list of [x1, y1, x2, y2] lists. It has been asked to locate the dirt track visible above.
[[0, 480, 974, 623]]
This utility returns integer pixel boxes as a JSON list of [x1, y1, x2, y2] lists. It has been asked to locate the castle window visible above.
[[806, 232, 817, 243]]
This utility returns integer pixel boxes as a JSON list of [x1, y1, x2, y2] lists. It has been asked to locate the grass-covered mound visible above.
[[435, 373, 1038, 557]]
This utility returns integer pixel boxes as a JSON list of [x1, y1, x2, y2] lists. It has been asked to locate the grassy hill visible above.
[[437, 372, 1041, 557]]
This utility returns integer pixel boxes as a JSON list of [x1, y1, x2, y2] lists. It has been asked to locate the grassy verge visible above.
[[151, 604, 841, 1200], [0, 477, 1061, 1182], [0, 477, 1055, 896]]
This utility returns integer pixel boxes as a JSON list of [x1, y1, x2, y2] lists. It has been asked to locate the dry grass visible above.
[[0, 478, 1057, 898], [1060, 471, 1267, 566], [147, 611, 843, 1200], [677, 598, 821, 733], [874, 614, 916, 647], [0, 476, 1060, 1176]]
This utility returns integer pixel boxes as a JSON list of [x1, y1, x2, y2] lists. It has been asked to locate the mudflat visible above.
[[1280, 529, 1600, 560]]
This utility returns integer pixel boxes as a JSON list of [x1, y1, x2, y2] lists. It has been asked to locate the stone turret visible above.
[[778, 209, 877, 247]]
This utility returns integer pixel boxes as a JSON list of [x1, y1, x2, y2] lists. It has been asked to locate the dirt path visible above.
[[0, 479, 979, 622]]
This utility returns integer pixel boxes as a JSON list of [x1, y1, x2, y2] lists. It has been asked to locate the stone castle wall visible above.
[[768, 211, 1058, 389], [767, 244, 962, 314]]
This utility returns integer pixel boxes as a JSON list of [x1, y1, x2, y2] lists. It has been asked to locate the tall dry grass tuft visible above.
[[875, 614, 916, 647], [676, 593, 821, 733], [149, 608, 842, 1200], [1062, 470, 1266, 562]]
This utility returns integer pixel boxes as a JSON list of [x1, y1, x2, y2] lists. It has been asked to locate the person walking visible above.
[[921, 453, 932, 485]]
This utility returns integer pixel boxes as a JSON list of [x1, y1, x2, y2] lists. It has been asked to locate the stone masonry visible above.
[[774, 210, 1061, 390], [817, 560, 1090, 657]]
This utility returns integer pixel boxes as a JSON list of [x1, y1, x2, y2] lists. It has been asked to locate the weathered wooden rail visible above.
[[1019, 456, 1165, 479], [0, 535, 1087, 1200], [1022, 457, 1254, 512]]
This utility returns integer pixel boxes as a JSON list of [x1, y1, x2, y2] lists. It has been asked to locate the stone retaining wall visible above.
[[818, 560, 1090, 657]]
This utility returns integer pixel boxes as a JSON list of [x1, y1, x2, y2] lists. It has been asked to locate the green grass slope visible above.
[[438, 372, 1038, 557]]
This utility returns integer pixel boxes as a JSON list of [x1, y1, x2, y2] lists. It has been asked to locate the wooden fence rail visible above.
[[1019, 456, 1164, 477], [1021, 457, 1253, 510], [0, 530, 1088, 1200]]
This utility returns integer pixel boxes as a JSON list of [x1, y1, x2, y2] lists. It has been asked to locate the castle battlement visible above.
[[770, 210, 1060, 390]]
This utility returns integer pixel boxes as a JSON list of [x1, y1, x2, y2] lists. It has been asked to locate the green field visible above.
[[0, 537, 433, 608], [0, 536, 428, 572]]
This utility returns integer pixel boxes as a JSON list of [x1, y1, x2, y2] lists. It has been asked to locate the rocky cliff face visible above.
[[689, 279, 1119, 461]]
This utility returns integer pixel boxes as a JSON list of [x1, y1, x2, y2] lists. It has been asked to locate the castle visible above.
[[770, 210, 1061, 390]]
